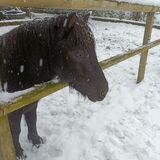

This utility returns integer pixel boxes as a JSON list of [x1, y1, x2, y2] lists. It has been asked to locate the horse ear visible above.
[[82, 13, 90, 22], [68, 13, 77, 29], [67, 12, 90, 29]]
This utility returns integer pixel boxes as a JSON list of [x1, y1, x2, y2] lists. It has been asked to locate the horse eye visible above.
[[77, 53, 83, 58], [79, 54, 82, 57], [70, 51, 83, 60]]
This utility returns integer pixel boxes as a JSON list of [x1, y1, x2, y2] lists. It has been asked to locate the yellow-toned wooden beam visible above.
[[137, 12, 154, 83], [0, 0, 160, 12], [0, 115, 16, 160], [100, 39, 160, 70], [0, 83, 68, 117]]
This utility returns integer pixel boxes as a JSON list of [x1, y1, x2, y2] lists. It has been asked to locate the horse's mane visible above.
[[12, 13, 95, 55], [40, 13, 95, 53], [0, 13, 96, 91]]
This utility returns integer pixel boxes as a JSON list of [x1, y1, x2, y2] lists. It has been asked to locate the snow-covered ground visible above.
[[0, 20, 160, 160], [155, 13, 160, 25]]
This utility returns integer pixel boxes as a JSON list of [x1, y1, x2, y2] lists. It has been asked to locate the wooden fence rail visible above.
[[1, 0, 160, 12]]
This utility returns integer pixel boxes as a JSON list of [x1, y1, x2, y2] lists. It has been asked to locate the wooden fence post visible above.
[[0, 115, 16, 160], [137, 12, 155, 83]]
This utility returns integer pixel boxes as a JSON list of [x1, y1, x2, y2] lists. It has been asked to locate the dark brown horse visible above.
[[0, 13, 108, 159]]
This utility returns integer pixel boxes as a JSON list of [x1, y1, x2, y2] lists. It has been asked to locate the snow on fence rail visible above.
[[0, 19, 32, 27], [0, 1, 160, 160]]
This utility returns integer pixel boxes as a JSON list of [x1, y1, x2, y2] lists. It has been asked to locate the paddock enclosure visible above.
[[0, 1, 160, 160]]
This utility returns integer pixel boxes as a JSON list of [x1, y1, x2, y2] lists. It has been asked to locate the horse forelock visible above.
[[67, 15, 95, 50], [52, 13, 95, 50], [73, 23, 94, 47]]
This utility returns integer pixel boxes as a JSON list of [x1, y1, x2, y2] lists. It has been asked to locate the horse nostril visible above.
[[87, 78, 90, 82]]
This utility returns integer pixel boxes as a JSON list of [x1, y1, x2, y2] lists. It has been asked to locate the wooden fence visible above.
[[0, 1, 160, 160], [1, 0, 160, 12]]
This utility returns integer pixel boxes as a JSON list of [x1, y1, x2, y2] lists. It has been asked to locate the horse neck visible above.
[[33, 19, 51, 47]]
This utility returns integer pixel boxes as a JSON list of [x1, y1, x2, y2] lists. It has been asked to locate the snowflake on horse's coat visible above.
[[0, 13, 108, 159]]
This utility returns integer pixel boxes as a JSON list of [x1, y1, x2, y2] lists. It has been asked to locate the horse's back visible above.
[[0, 18, 55, 92]]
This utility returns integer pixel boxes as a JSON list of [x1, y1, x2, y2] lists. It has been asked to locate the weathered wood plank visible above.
[[137, 12, 155, 83], [0, 0, 160, 12], [100, 39, 160, 70], [0, 38, 160, 117], [0, 115, 16, 160], [1, 83, 68, 117]]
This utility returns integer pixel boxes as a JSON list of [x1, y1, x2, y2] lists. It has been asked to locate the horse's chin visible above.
[[69, 82, 86, 97], [69, 82, 97, 102], [87, 96, 97, 102]]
